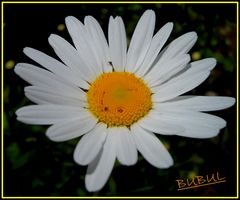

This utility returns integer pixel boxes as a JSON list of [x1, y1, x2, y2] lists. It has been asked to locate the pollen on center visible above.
[[87, 72, 152, 127]]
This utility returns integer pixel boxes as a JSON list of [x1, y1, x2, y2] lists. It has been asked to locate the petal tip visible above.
[[48, 33, 58, 41], [13, 63, 21, 73], [15, 109, 21, 117], [23, 47, 29, 53], [167, 22, 174, 27], [73, 149, 88, 166], [163, 22, 174, 32], [205, 58, 217, 70], [65, 16, 77, 24], [227, 97, 236, 107], [85, 177, 103, 193], [145, 9, 155, 15], [186, 31, 198, 40]]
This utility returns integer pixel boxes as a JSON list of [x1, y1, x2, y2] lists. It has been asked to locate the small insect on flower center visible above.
[[87, 72, 152, 127]]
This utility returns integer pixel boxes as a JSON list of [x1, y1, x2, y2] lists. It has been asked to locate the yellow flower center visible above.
[[87, 72, 152, 127]]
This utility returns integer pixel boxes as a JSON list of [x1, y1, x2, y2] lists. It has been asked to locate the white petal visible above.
[[158, 32, 197, 63], [74, 123, 107, 165], [14, 63, 86, 100], [152, 66, 211, 102], [108, 16, 127, 71], [48, 34, 96, 82], [125, 10, 155, 72], [46, 113, 97, 142], [189, 58, 217, 72], [65, 16, 103, 75], [154, 110, 226, 138], [84, 16, 110, 72], [23, 47, 88, 89], [85, 131, 116, 192], [16, 105, 86, 125], [144, 54, 190, 87], [138, 110, 184, 135], [135, 22, 173, 77], [131, 123, 173, 168], [161, 58, 215, 83], [151, 58, 216, 102], [24, 86, 86, 107], [113, 127, 138, 166], [154, 96, 236, 111], [103, 63, 113, 73]]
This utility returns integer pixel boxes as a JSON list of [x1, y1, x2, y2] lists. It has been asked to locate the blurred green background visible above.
[[3, 3, 237, 197]]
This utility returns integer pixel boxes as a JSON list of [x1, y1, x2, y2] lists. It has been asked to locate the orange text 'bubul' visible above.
[[176, 172, 226, 191]]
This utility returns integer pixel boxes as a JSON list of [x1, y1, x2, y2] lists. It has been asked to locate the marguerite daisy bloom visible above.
[[15, 10, 235, 192]]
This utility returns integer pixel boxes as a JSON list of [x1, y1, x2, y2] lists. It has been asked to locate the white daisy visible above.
[[15, 10, 235, 192]]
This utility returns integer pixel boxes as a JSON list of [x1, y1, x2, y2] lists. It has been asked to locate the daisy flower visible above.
[[15, 10, 235, 192]]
